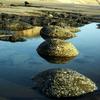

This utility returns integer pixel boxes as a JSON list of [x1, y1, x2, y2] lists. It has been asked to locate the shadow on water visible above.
[[36, 54, 76, 64]]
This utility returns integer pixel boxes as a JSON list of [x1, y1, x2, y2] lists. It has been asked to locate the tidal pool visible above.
[[0, 23, 100, 100]]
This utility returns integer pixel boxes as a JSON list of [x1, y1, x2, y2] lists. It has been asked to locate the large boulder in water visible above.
[[37, 39, 79, 59], [32, 68, 97, 98], [40, 25, 77, 40]]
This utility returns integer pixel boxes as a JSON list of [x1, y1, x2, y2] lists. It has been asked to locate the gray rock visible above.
[[40, 25, 77, 40], [32, 68, 97, 98]]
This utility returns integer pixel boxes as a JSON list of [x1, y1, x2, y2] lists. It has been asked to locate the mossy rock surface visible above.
[[40, 26, 77, 40], [0, 20, 33, 31], [37, 39, 79, 58], [32, 68, 97, 98]]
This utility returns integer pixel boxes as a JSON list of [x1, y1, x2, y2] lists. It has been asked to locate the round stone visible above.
[[32, 68, 97, 98], [40, 25, 77, 40], [37, 39, 79, 58]]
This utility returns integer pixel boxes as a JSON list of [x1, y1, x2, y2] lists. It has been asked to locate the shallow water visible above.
[[0, 23, 100, 100]]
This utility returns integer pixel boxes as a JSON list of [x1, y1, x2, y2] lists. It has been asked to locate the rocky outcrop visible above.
[[40, 26, 77, 40], [37, 39, 79, 58], [32, 68, 97, 98], [0, 20, 33, 31], [0, 26, 42, 42], [37, 21, 79, 63]]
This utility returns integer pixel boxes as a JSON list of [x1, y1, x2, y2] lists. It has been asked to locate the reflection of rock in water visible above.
[[32, 68, 97, 98], [0, 35, 26, 42], [0, 19, 42, 42], [38, 55, 76, 64], [37, 24, 79, 64], [40, 26, 78, 40], [37, 39, 79, 63]]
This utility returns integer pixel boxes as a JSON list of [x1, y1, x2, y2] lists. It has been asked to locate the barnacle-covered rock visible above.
[[37, 39, 79, 58], [32, 68, 97, 98], [40, 25, 77, 40]]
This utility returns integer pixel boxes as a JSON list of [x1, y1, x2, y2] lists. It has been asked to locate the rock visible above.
[[0, 20, 33, 31], [0, 35, 25, 42], [48, 14, 53, 18], [97, 24, 100, 29], [9, 35, 25, 42], [66, 26, 80, 33], [37, 39, 79, 58], [40, 25, 77, 40], [24, 1, 30, 6], [0, 26, 42, 38], [32, 68, 97, 98]]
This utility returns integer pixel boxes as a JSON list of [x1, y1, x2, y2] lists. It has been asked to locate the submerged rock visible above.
[[40, 26, 77, 40], [37, 39, 79, 58], [32, 68, 97, 98]]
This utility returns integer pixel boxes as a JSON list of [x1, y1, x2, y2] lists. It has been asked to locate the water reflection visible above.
[[0, 27, 42, 42], [0, 18, 42, 42], [37, 54, 76, 64], [37, 39, 79, 64], [0, 23, 100, 100], [0, 34, 26, 42], [37, 25, 79, 64]]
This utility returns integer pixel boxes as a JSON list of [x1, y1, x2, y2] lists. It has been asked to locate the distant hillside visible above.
[[0, 0, 100, 5]]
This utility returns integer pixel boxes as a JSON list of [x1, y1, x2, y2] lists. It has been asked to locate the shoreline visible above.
[[0, 3, 100, 16]]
